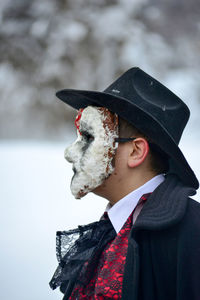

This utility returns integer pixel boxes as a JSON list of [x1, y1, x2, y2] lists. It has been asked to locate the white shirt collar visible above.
[[106, 174, 165, 233]]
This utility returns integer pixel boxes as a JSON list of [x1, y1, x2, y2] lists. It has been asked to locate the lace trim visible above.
[[49, 219, 115, 291]]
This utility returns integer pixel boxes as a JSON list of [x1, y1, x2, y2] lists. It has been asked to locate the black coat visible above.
[[51, 175, 200, 300], [122, 175, 200, 300]]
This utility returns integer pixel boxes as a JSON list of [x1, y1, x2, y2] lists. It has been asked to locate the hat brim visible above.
[[56, 89, 199, 191]]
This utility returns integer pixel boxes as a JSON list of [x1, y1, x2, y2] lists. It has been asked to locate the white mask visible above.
[[64, 106, 119, 199]]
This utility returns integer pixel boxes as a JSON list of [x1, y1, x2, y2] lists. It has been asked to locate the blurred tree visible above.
[[0, 0, 199, 140]]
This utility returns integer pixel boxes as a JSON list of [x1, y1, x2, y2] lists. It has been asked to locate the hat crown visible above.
[[104, 68, 190, 144]]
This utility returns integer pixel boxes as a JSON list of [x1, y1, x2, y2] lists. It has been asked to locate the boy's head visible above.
[[65, 106, 169, 201], [57, 67, 199, 194]]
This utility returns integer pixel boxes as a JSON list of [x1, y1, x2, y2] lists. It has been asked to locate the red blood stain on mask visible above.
[[75, 108, 84, 134]]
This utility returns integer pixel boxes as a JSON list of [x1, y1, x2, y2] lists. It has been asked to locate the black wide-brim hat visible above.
[[56, 67, 199, 191]]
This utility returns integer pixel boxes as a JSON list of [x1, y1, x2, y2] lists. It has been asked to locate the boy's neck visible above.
[[94, 170, 157, 206]]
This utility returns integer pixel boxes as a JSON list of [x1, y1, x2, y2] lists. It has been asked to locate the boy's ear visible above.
[[128, 138, 149, 168]]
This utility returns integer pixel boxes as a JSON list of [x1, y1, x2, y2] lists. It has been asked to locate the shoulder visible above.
[[185, 198, 200, 221], [188, 197, 200, 207], [178, 198, 200, 238]]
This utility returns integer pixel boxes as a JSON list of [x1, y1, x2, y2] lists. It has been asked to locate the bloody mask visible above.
[[64, 106, 119, 199]]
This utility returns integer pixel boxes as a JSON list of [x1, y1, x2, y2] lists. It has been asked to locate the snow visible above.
[[1, 0, 200, 140], [0, 139, 199, 300]]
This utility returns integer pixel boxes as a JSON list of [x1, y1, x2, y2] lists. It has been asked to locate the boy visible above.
[[50, 67, 200, 299]]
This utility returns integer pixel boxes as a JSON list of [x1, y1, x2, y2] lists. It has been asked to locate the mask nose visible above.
[[64, 143, 75, 163]]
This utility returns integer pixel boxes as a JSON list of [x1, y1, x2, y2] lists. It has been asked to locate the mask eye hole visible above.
[[81, 131, 94, 143]]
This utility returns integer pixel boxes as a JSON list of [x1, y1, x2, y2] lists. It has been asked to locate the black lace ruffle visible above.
[[49, 219, 116, 292]]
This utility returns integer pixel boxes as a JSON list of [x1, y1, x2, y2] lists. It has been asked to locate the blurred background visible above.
[[1, 0, 200, 299]]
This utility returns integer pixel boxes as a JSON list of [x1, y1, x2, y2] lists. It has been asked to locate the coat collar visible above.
[[133, 174, 195, 231]]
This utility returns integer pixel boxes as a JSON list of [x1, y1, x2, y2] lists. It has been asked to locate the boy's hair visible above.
[[118, 117, 169, 174]]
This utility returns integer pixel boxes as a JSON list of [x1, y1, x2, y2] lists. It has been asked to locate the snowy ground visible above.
[[1, 139, 199, 300]]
